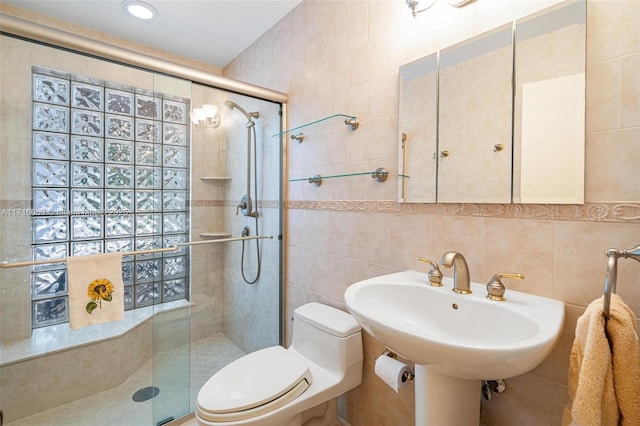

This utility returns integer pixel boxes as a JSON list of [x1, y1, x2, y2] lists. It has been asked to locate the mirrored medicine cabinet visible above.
[[398, 0, 586, 204]]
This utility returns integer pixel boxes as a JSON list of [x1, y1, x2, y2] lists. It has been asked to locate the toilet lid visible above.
[[197, 346, 312, 421]]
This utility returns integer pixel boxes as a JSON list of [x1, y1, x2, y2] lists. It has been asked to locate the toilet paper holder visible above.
[[382, 348, 415, 382]]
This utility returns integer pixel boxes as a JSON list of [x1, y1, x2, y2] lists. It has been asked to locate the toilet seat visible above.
[[197, 346, 313, 422]]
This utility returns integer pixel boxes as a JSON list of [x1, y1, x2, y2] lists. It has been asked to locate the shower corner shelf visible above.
[[199, 232, 233, 239], [272, 113, 359, 138], [200, 176, 231, 181]]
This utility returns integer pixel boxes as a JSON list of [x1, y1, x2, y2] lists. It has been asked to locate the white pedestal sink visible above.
[[344, 270, 565, 426]]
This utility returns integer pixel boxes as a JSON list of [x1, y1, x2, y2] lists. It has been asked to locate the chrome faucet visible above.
[[440, 251, 472, 294]]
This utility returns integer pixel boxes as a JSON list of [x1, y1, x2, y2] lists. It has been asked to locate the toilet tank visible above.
[[290, 303, 362, 375]]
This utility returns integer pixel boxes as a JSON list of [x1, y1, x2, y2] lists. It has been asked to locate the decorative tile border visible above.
[[2, 199, 281, 210], [8, 199, 638, 222], [285, 201, 640, 223], [0, 200, 30, 209], [191, 200, 280, 209], [191, 200, 225, 207]]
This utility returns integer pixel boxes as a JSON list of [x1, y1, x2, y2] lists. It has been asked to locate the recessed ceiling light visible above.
[[122, 0, 158, 20]]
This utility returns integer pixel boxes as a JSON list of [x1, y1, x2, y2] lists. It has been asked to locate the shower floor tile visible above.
[[5, 333, 245, 426]]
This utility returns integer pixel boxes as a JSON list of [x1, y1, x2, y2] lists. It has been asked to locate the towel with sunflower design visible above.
[[67, 252, 124, 330]]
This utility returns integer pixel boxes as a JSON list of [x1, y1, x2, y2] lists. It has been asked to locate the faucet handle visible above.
[[235, 201, 246, 215], [486, 273, 524, 301], [418, 257, 443, 287]]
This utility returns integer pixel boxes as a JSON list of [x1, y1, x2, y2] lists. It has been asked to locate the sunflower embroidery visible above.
[[86, 278, 114, 314]]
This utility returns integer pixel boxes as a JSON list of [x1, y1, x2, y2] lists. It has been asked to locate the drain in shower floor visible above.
[[132, 386, 160, 402]]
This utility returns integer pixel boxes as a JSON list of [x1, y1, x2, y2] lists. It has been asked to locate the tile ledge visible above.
[[0, 299, 192, 367]]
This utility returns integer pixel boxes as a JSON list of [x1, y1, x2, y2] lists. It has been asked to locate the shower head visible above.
[[223, 100, 259, 121], [223, 99, 240, 111]]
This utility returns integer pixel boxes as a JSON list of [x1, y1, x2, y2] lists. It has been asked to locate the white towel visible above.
[[67, 252, 124, 330]]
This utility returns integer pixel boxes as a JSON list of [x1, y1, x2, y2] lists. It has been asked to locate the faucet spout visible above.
[[440, 251, 472, 294]]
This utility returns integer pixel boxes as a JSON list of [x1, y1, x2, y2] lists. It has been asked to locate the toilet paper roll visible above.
[[374, 355, 411, 393]]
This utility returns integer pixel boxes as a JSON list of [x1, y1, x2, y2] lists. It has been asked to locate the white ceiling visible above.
[[2, 0, 303, 68]]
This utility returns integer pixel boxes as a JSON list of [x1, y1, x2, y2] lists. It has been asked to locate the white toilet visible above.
[[196, 302, 363, 426]]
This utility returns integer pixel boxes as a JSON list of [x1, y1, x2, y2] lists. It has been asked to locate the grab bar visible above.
[[0, 235, 273, 269], [603, 244, 640, 319]]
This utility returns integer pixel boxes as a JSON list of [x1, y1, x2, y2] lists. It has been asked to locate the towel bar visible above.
[[0, 235, 273, 269], [602, 244, 640, 319]]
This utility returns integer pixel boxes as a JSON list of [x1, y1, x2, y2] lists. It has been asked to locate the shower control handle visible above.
[[237, 195, 258, 217]]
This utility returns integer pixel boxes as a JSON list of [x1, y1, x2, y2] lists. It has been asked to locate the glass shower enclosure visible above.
[[0, 32, 283, 425]]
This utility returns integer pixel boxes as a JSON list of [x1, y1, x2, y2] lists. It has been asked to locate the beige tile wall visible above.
[[189, 85, 282, 353], [224, 0, 640, 425], [585, 0, 640, 202], [219, 93, 282, 353], [190, 83, 228, 342]]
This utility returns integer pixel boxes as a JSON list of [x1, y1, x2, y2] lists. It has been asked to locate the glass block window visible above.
[[30, 68, 190, 328]]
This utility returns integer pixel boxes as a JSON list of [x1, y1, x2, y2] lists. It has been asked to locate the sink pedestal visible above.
[[415, 365, 481, 426]]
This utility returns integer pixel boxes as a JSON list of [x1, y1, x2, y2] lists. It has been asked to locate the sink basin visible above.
[[346, 270, 566, 425], [344, 270, 564, 380]]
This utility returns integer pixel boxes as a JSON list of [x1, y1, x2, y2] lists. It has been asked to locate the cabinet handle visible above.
[[440, 150, 450, 158], [494, 144, 504, 152]]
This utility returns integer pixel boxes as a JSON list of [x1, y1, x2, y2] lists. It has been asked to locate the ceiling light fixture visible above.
[[191, 104, 220, 129], [122, 0, 158, 20], [406, 0, 475, 17], [406, 0, 437, 17]]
